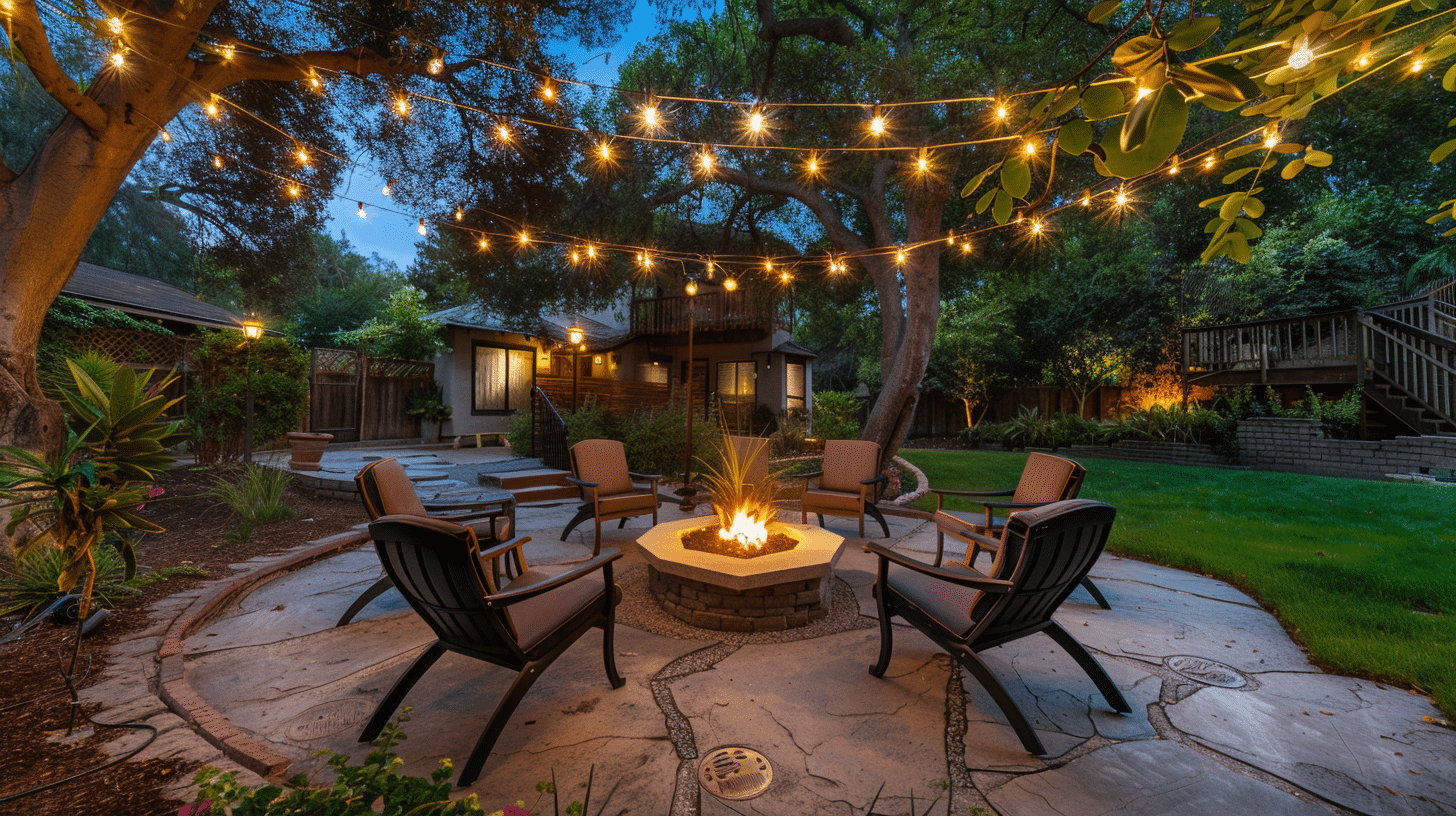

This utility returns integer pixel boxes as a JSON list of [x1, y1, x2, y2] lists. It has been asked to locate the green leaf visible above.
[[1112, 35, 1166, 76], [1281, 158, 1306, 178], [1222, 167, 1256, 184], [1205, 215, 1226, 233], [1170, 63, 1253, 104], [975, 186, 997, 214], [993, 189, 1013, 224], [1088, 0, 1121, 23], [1226, 231, 1252, 264], [1048, 86, 1084, 118], [1444, 61, 1456, 92], [1057, 118, 1095, 155], [1167, 17, 1222, 51], [1244, 196, 1266, 218], [1234, 217, 1264, 239], [1431, 139, 1456, 164], [1081, 84, 1127, 120], [1304, 149, 1333, 167], [960, 167, 994, 198], [1000, 156, 1032, 199], [1117, 82, 1188, 160], [1199, 192, 1235, 209], [1219, 192, 1247, 222]]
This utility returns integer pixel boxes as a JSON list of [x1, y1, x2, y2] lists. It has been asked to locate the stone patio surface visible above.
[[87, 444, 1456, 815]]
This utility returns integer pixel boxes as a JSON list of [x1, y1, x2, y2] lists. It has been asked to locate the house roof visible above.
[[62, 262, 243, 330], [429, 302, 632, 349], [773, 339, 818, 359]]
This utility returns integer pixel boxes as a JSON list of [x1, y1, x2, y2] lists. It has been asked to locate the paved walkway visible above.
[[88, 445, 1456, 815]]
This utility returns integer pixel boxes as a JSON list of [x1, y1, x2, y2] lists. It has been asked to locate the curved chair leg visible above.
[[868, 584, 895, 678], [1080, 577, 1112, 610], [560, 504, 594, 541], [336, 575, 395, 627], [955, 648, 1047, 756], [1044, 623, 1130, 713], [360, 641, 446, 742], [456, 659, 550, 786], [601, 586, 625, 689], [618, 518, 628, 528], [815, 513, 826, 528], [865, 505, 891, 538]]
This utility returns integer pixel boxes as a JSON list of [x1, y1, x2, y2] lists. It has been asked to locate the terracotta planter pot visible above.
[[286, 432, 334, 471]]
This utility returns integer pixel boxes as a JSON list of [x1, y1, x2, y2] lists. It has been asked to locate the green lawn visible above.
[[899, 449, 1456, 717]]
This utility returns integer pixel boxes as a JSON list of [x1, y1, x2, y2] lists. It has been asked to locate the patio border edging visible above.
[[155, 528, 372, 779]]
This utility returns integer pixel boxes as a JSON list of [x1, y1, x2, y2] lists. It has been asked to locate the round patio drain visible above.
[[698, 746, 772, 800], [1164, 655, 1248, 689], [281, 699, 374, 741]]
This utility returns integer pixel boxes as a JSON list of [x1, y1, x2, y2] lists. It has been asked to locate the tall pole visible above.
[[568, 324, 585, 413], [241, 319, 263, 464], [682, 281, 698, 498]]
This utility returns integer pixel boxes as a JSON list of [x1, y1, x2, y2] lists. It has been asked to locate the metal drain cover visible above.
[[281, 699, 374, 741], [698, 746, 773, 800], [1164, 655, 1248, 689]]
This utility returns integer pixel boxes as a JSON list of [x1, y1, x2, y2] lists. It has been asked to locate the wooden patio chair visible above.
[[560, 439, 660, 555], [360, 514, 625, 786], [337, 457, 516, 626], [864, 499, 1130, 756], [931, 452, 1109, 609], [799, 439, 890, 537]]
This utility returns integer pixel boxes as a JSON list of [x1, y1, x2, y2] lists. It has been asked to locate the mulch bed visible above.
[[0, 464, 363, 815]]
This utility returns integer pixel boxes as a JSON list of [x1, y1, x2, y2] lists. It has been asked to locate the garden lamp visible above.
[[241, 318, 264, 462], [567, 324, 584, 411]]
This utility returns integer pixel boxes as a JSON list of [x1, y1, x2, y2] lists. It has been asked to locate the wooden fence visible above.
[[309, 349, 435, 442]]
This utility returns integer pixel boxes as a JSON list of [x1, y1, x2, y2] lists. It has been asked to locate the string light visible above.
[[1263, 130, 1279, 149], [698, 148, 715, 173], [309, 73, 322, 90], [994, 103, 1008, 120], [455, 207, 465, 221], [1023, 140, 1037, 156], [805, 154, 820, 175], [296, 147, 309, 164], [219, 43, 235, 61], [1356, 51, 1373, 69], [206, 97, 220, 118], [417, 218, 428, 236], [916, 149, 930, 173], [639, 251, 653, 269], [868, 108, 887, 137], [497, 123, 512, 142], [1288, 36, 1315, 70], [764, 259, 774, 272], [1167, 159, 1179, 175], [960, 240, 973, 254], [213, 155, 223, 169], [779, 270, 792, 284], [395, 96, 409, 117], [641, 104, 662, 133], [597, 141, 613, 162], [1114, 187, 1128, 208], [478, 236, 490, 250], [895, 247, 907, 265], [1081, 190, 1091, 206], [723, 277, 738, 291], [106, 16, 123, 34], [587, 243, 597, 259], [110, 51, 125, 68], [1030, 218, 1045, 235], [518, 230, 532, 247], [1136, 85, 1154, 101], [159, 130, 171, 142], [287, 184, 301, 198], [541, 81, 556, 102], [381, 179, 395, 196], [357, 201, 367, 218], [1411, 57, 1425, 73], [1203, 155, 1216, 170], [685, 280, 698, 296], [428, 57, 444, 75]]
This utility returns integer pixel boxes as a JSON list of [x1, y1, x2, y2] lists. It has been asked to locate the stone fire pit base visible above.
[[648, 567, 828, 632]]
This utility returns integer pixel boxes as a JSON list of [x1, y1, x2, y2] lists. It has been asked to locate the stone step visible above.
[[511, 485, 580, 504], [406, 470, 451, 482], [487, 468, 573, 490]]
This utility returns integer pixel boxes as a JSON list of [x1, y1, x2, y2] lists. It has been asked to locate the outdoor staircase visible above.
[[1183, 278, 1456, 438], [481, 467, 578, 506]]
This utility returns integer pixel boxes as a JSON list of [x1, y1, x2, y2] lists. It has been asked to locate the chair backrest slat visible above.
[[368, 515, 522, 657], [968, 500, 1115, 646], [1011, 453, 1084, 505], [730, 436, 770, 486]]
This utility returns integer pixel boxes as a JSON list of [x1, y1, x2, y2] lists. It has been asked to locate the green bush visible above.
[[0, 543, 137, 616], [506, 409, 532, 453], [207, 464, 296, 544], [187, 331, 309, 465], [560, 401, 722, 482], [812, 391, 862, 440], [333, 286, 445, 361]]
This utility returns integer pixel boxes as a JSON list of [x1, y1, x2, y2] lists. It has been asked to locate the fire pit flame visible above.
[[717, 509, 769, 550]]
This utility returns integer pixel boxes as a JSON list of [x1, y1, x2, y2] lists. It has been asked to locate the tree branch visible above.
[[754, 0, 857, 48], [5, 0, 109, 133], [646, 179, 703, 208], [713, 166, 866, 254]]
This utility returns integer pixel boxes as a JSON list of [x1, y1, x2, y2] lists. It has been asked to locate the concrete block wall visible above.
[[1237, 417, 1456, 479]]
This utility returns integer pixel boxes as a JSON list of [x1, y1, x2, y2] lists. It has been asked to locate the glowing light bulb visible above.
[[1115, 189, 1128, 207], [764, 259, 774, 271], [497, 124, 511, 142], [1263, 132, 1278, 149], [1023, 141, 1037, 156], [571, 250, 580, 264], [1081, 191, 1091, 206], [1357, 53, 1372, 69], [357, 202, 366, 218], [1136, 85, 1154, 101], [159, 130, 171, 143], [947, 232, 955, 245], [455, 208, 464, 222], [723, 277, 738, 291], [518, 230, 531, 246], [640, 252, 653, 268], [309, 74, 322, 89], [106, 16, 123, 34], [1168, 160, 1179, 175], [417, 218, 428, 236], [995, 104, 1008, 120], [110, 51, 125, 68], [297, 148, 309, 164], [1204, 155, 1216, 170], [698, 150, 714, 172], [806, 156, 819, 174], [1031, 219, 1044, 234], [643, 106, 660, 129], [287, 184, 301, 198], [206, 98, 220, 117], [219, 44, 235, 61], [381, 179, 394, 196], [428, 57, 444, 75], [685, 281, 698, 296], [960, 241, 973, 253], [780, 270, 792, 284], [478, 237, 490, 250], [598, 141, 611, 161], [213, 155, 223, 169], [1288, 37, 1314, 70], [748, 109, 765, 134], [869, 114, 886, 136], [586, 244, 597, 259], [541, 83, 555, 101], [395, 96, 409, 116], [917, 155, 930, 173], [1412, 58, 1425, 73]]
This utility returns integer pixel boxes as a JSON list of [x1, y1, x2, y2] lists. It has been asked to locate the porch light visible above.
[[567, 325, 584, 346], [242, 319, 265, 340]]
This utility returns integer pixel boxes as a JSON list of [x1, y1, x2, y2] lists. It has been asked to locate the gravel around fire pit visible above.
[[679, 525, 799, 559]]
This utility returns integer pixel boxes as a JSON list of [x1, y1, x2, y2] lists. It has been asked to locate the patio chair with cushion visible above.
[[360, 514, 625, 786], [864, 499, 1130, 756], [337, 457, 517, 626], [931, 452, 1109, 609], [799, 439, 889, 537], [560, 439, 661, 555]]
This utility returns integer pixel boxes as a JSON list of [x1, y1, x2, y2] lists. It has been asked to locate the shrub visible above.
[[772, 409, 814, 457], [207, 464, 296, 545], [999, 407, 1056, 450], [0, 543, 137, 617], [333, 286, 445, 361], [187, 331, 309, 465], [506, 409, 532, 453], [812, 391, 862, 440]]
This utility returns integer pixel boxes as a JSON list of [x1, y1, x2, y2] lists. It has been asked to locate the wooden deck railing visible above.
[[1181, 310, 1360, 382], [630, 290, 784, 335], [1363, 313, 1456, 423]]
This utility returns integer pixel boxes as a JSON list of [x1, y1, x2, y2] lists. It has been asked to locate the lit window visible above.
[[473, 343, 535, 412]]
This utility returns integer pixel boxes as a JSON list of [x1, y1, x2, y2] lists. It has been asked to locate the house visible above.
[[61, 261, 245, 334], [428, 282, 815, 443]]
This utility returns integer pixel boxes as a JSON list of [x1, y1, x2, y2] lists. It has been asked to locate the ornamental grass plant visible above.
[[901, 449, 1456, 716]]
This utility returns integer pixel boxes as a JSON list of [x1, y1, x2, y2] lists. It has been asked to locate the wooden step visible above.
[[511, 485, 581, 504]]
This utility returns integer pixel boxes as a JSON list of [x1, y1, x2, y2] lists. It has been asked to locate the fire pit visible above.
[[636, 516, 846, 632]]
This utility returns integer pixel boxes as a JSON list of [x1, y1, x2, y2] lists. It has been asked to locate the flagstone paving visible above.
[[82, 445, 1456, 814]]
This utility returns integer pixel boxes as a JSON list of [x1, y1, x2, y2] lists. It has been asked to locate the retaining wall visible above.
[[1236, 417, 1456, 480]]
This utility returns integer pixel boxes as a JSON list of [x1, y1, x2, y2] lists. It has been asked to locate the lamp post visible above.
[[680, 280, 698, 509], [241, 319, 264, 463], [567, 324, 584, 412]]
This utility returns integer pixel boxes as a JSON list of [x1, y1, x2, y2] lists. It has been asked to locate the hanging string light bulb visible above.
[[1288, 36, 1315, 70], [895, 246, 907, 265], [497, 123, 512, 142], [916, 148, 930, 174], [1167, 159, 1180, 175], [428, 56, 444, 75], [213, 155, 224, 169], [597, 140, 613, 163], [804, 153, 821, 176], [309, 72, 322, 90], [1023, 140, 1037, 157], [381, 178, 395, 196], [1203, 154, 1217, 171], [641, 103, 663, 133], [106, 16, 123, 34], [1114, 187, 1128, 208], [723, 276, 738, 292], [868, 106, 887, 137], [541, 81, 556, 102], [159, 130, 172, 142], [478, 236, 490, 250], [357, 201, 367, 218], [296, 147, 310, 165], [206, 96, 220, 118], [779, 269, 793, 284], [685, 280, 698, 296], [220, 43, 235, 61], [586, 243, 597, 260], [417, 218, 428, 236], [395, 95, 410, 117], [287, 184, 301, 198], [110, 50, 125, 68], [518, 230, 532, 247], [455, 207, 465, 222], [1081, 189, 1092, 207], [698, 148, 715, 174]]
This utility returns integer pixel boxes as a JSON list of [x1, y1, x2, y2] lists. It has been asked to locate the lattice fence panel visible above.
[[73, 329, 192, 368], [312, 348, 360, 375]]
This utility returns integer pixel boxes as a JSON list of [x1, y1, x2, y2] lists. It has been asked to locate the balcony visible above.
[[630, 290, 786, 342]]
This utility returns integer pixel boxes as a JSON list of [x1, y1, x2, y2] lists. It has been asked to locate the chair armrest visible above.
[[477, 535, 531, 584], [564, 476, 598, 489], [798, 470, 823, 484], [977, 499, 1055, 511], [932, 513, 1002, 550], [861, 542, 1013, 593], [421, 496, 512, 514], [628, 471, 661, 482], [485, 548, 624, 605], [477, 535, 531, 563]]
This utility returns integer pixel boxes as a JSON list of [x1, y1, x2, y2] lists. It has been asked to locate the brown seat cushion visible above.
[[598, 491, 657, 516], [887, 562, 982, 639], [803, 488, 864, 512], [820, 440, 881, 494], [504, 570, 606, 650], [572, 440, 635, 496]]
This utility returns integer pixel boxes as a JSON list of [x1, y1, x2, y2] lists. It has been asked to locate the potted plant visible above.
[[406, 386, 452, 444], [285, 431, 334, 470]]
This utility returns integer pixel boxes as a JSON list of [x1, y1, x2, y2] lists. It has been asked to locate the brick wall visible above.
[[1237, 418, 1456, 479]]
